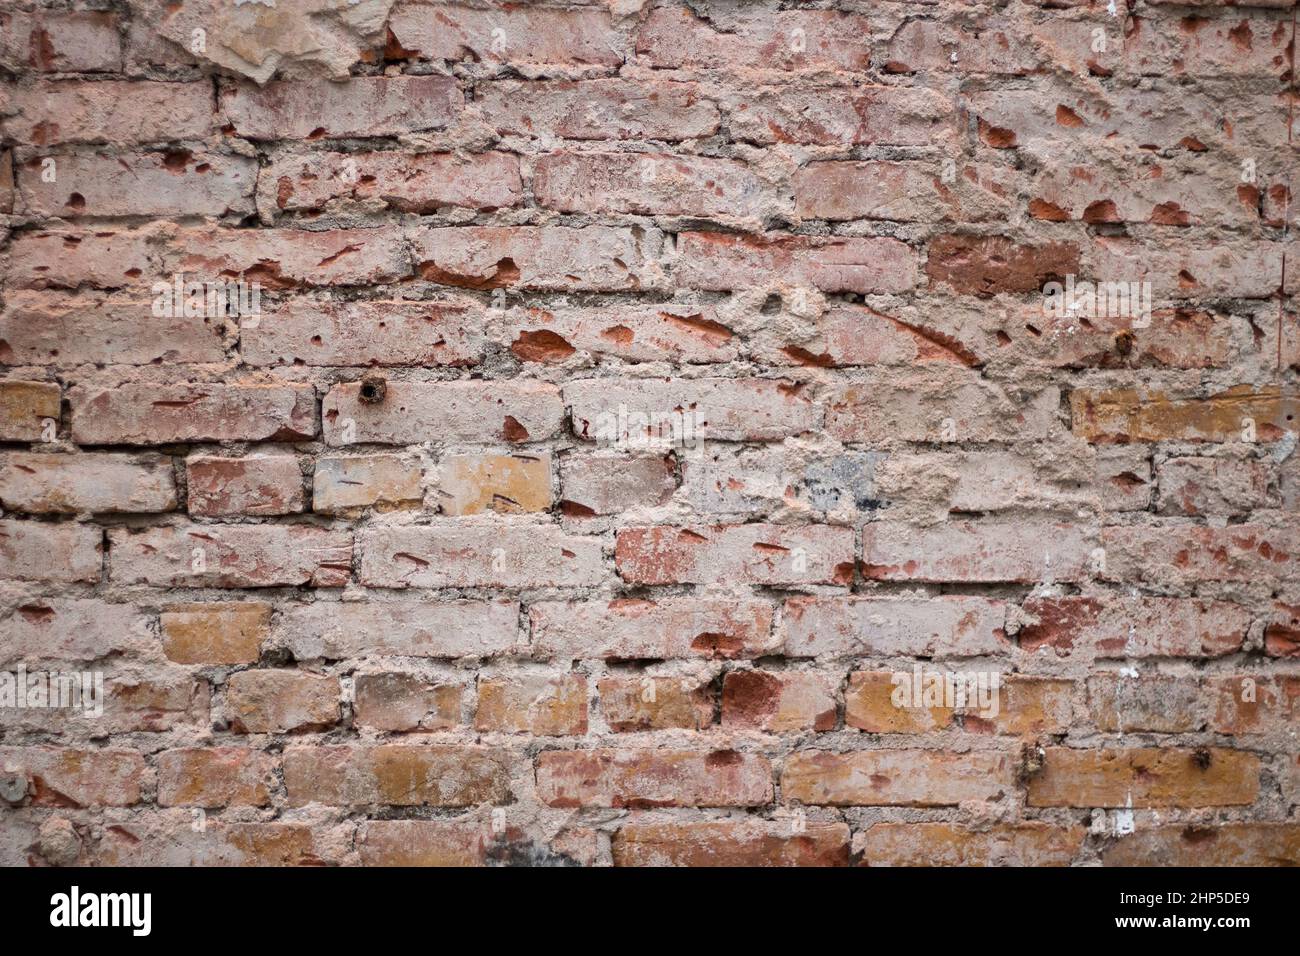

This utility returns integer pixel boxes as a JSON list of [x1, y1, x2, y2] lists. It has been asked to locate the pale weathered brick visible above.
[[0, 452, 177, 514]]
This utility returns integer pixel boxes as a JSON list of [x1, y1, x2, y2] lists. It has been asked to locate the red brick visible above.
[[410, 225, 654, 292], [18, 149, 255, 218], [1207, 674, 1300, 733], [727, 85, 952, 146], [859, 823, 1083, 866], [357, 820, 489, 867], [862, 520, 1095, 583], [0, 452, 176, 514], [0, 519, 101, 583], [794, 161, 1016, 223], [677, 231, 917, 295], [536, 749, 773, 808], [531, 597, 777, 660], [1266, 601, 1300, 657], [616, 523, 854, 586], [161, 602, 270, 665], [262, 150, 521, 216], [109, 525, 351, 588], [1103, 823, 1300, 867], [535, 152, 770, 220], [2, 80, 213, 145], [0, 11, 122, 73], [1019, 596, 1249, 658], [70, 383, 316, 444], [220, 76, 461, 140], [0, 747, 144, 807], [926, 234, 1080, 295], [567, 377, 819, 443], [389, 2, 624, 66], [1100, 522, 1300, 586], [476, 674, 588, 736], [156, 747, 275, 807], [0, 290, 227, 366], [782, 750, 1012, 806], [613, 819, 850, 867], [244, 299, 482, 367], [505, 304, 738, 364], [323, 381, 562, 446], [360, 524, 602, 589], [636, 6, 871, 71], [283, 745, 512, 807], [598, 677, 714, 732], [226, 670, 339, 733], [186, 454, 304, 517], [781, 596, 1009, 659], [722, 670, 838, 732], [278, 599, 519, 660], [1027, 747, 1260, 807], [475, 79, 720, 141]]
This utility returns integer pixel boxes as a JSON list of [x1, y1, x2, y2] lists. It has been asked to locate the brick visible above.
[[882, 17, 1048, 75], [616, 523, 854, 586], [0, 11, 122, 73], [283, 745, 512, 807], [88, 672, 210, 735], [1027, 747, 1260, 807], [722, 670, 838, 732], [782, 750, 1012, 806], [187, 455, 305, 517], [862, 520, 1095, 584], [782, 596, 1009, 659], [475, 79, 720, 141], [1027, 163, 1258, 228], [95, 819, 332, 867], [505, 304, 738, 364], [677, 232, 917, 295], [1208, 674, 1300, 733], [826, 373, 1059, 443], [410, 225, 653, 292], [636, 6, 870, 72], [559, 454, 677, 517], [437, 452, 551, 516], [220, 75, 461, 140], [1266, 601, 1300, 657], [1155, 456, 1270, 516], [0, 599, 154, 665], [161, 602, 271, 665], [360, 524, 602, 589], [794, 161, 1015, 223], [1084, 236, 1283, 299], [532, 597, 777, 660], [358, 820, 489, 867], [1095, 445, 1154, 511], [536, 749, 773, 808], [8, 227, 156, 290], [278, 599, 519, 660], [1087, 674, 1204, 733], [177, 226, 410, 289], [845, 672, 1072, 736], [244, 299, 482, 367], [354, 674, 463, 732], [226, 670, 339, 733], [0, 291, 227, 366], [535, 152, 769, 220], [613, 819, 850, 867], [1100, 522, 1300, 586], [1072, 386, 1298, 443], [313, 455, 425, 514], [859, 823, 1083, 867], [109, 525, 352, 588], [323, 381, 562, 446], [926, 234, 1080, 295], [18, 149, 256, 218], [568, 377, 818, 444], [1124, 13, 1293, 79], [0, 747, 144, 807], [262, 150, 521, 216], [389, 3, 624, 66], [770, 305, 980, 369], [0, 452, 177, 514], [598, 677, 714, 732], [0, 520, 101, 583], [476, 674, 587, 736], [1019, 596, 1249, 658], [0, 381, 60, 441], [156, 747, 275, 807], [2, 80, 213, 145], [70, 383, 316, 444], [727, 86, 952, 146], [1103, 823, 1300, 867]]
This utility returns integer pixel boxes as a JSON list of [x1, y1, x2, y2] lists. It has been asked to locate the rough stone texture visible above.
[[2, 0, 1295, 869]]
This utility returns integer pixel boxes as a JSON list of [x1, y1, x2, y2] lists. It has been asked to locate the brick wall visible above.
[[0, 0, 1297, 866]]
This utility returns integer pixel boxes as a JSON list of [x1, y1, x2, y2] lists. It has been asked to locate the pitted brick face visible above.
[[1, 0, 1297, 869]]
